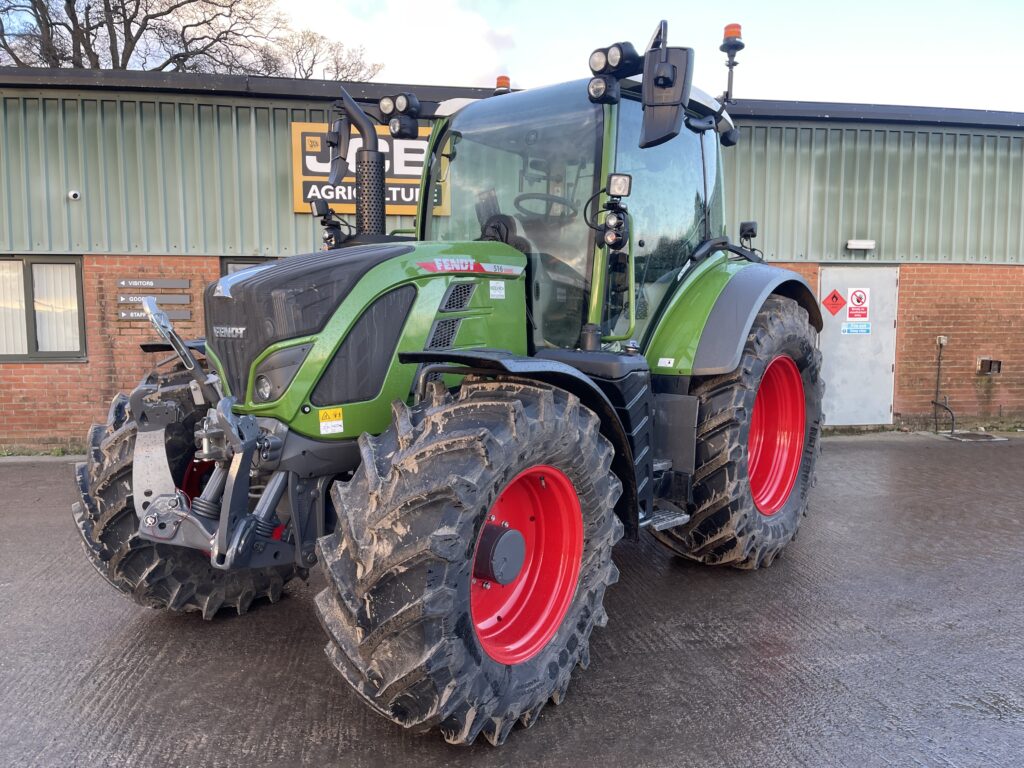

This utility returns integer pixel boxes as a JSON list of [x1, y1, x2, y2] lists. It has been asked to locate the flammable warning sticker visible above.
[[318, 407, 344, 435]]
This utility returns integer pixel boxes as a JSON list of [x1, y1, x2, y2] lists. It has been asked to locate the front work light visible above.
[[378, 96, 395, 116], [394, 92, 421, 117], [606, 42, 642, 77], [388, 114, 418, 139], [587, 75, 620, 104], [590, 42, 642, 77], [607, 173, 632, 198]]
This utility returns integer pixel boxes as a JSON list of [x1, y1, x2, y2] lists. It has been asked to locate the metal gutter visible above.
[[727, 99, 1024, 131], [0, 66, 491, 104]]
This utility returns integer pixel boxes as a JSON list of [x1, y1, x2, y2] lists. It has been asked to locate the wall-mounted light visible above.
[[847, 239, 876, 251]]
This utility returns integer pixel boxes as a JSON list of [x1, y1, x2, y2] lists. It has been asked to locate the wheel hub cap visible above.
[[470, 465, 583, 665], [473, 526, 526, 585], [748, 355, 806, 516]]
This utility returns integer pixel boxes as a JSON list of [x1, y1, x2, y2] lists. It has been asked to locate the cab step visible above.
[[640, 503, 691, 531]]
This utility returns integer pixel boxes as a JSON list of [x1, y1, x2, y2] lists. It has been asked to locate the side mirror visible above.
[[325, 116, 350, 186], [740, 220, 758, 240], [640, 46, 694, 148]]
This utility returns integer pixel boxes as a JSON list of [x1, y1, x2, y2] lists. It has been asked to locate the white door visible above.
[[818, 266, 899, 426]]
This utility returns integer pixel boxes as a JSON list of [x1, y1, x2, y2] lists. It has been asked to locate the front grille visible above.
[[427, 318, 461, 349], [310, 286, 416, 406]]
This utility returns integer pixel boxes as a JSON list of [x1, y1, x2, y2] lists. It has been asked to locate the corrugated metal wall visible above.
[[724, 122, 1024, 264], [3, 86, 1022, 266], [0, 89, 412, 257]]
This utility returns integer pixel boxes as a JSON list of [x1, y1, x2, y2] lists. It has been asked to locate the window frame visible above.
[[0, 255, 87, 362], [220, 257, 276, 276]]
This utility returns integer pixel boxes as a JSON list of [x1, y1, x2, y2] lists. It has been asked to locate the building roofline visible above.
[[728, 99, 1024, 131], [0, 66, 491, 103], [2, 68, 1022, 131]]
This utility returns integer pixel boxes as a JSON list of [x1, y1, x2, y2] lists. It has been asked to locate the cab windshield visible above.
[[423, 81, 603, 348]]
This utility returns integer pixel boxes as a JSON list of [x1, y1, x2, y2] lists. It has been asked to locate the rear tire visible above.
[[315, 377, 622, 745], [72, 367, 300, 618], [653, 295, 823, 569]]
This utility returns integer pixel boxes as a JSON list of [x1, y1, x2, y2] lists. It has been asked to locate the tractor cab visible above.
[[422, 80, 602, 349], [416, 16, 738, 357], [419, 77, 732, 353]]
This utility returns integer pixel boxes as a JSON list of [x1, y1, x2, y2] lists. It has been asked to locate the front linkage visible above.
[[129, 299, 324, 575]]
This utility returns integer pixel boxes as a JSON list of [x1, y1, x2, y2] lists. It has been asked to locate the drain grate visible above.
[[943, 432, 1009, 442]]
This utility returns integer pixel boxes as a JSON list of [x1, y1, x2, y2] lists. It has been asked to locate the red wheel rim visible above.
[[748, 356, 806, 516], [470, 465, 583, 665]]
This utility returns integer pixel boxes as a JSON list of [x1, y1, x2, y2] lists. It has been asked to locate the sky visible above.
[[285, 0, 1024, 112]]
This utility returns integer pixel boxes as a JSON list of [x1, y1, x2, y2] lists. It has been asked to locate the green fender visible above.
[[643, 252, 822, 377]]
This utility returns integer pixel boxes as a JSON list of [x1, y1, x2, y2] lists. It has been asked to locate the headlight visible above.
[[378, 96, 395, 115], [589, 49, 608, 74], [607, 45, 622, 68], [254, 375, 273, 402], [251, 343, 312, 403]]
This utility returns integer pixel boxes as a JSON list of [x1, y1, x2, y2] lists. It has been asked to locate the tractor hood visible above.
[[204, 243, 413, 398]]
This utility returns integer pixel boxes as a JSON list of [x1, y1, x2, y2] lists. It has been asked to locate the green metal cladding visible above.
[[1, 83, 1021, 265], [723, 121, 1024, 264], [0, 89, 413, 257]]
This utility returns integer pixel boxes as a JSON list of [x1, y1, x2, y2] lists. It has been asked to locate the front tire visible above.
[[72, 368, 301, 617], [653, 295, 823, 569], [315, 377, 622, 746]]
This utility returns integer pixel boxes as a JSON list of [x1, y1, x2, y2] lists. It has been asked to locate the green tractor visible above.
[[73, 21, 823, 746]]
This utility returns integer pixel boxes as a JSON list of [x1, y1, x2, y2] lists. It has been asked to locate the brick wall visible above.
[[776, 260, 1023, 427], [894, 264, 1024, 426], [2, 256, 1021, 449], [0, 255, 219, 451]]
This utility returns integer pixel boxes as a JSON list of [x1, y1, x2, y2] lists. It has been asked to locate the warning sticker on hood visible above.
[[318, 407, 344, 435]]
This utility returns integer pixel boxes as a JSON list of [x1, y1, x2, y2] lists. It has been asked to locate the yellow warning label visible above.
[[319, 408, 342, 422], [318, 407, 344, 435]]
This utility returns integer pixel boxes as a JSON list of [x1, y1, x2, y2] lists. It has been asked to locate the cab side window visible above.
[[615, 99, 707, 338]]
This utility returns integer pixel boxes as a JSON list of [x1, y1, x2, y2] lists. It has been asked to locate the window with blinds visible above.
[[0, 257, 85, 360]]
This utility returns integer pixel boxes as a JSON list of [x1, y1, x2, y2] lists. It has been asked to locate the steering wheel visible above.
[[514, 192, 579, 223]]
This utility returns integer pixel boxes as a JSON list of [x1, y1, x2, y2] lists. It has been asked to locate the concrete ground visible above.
[[1, 433, 1022, 767]]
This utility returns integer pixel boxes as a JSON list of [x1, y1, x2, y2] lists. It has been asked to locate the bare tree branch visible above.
[[0, 0, 382, 79]]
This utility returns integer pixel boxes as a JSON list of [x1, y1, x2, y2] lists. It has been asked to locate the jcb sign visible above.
[[290, 122, 443, 215]]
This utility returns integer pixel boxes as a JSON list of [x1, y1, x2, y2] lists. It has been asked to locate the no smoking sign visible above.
[[847, 288, 869, 320]]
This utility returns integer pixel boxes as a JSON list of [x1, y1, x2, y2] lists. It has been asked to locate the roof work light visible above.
[[587, 40, 643, 104], [382, 92, 421, 138]]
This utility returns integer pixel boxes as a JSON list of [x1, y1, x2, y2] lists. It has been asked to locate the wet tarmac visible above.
[[1, 433, 1022, 767]]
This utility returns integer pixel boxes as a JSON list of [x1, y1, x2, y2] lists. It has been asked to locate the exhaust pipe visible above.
[[329, 89, 386, 237]]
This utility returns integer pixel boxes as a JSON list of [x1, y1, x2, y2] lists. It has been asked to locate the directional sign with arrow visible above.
[[117, 294, 191, 304], [119, 309, 191, 321], [116, 278, 190, 289]]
